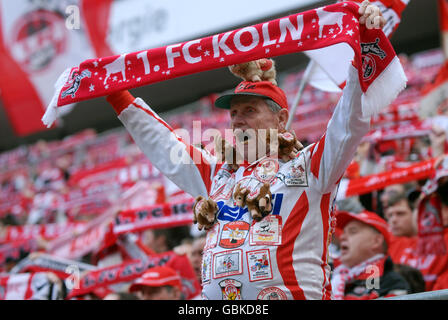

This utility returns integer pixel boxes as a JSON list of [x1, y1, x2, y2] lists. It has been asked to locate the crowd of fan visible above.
[[0, 48, 447, 300]]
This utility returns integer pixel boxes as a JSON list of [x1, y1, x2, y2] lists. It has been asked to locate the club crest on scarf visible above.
[[61, 69, 92, 99]]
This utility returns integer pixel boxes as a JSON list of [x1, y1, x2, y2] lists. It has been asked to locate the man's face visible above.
[[137, 285, 180, 300], [339, 220, 383, 268], [229, 96, 288, 161], [384, 199, 415, 237]]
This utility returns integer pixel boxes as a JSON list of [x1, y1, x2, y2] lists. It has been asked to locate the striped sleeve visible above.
[[108, 91, 216, 198], [310, 65, 371, 194]]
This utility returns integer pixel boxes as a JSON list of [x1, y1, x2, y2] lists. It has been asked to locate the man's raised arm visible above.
[[107, 90, 217, 198]]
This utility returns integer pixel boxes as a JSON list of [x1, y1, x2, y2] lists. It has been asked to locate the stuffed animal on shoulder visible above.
[[193, 196, 218, 231], [214, 134, 240, 171], [229, 58, 277, 85], [264, 130, 304, 162], [233, 181, 272, 221]]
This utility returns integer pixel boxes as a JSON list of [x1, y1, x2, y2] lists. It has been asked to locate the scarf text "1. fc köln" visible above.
[[42, 1, 407, 127]]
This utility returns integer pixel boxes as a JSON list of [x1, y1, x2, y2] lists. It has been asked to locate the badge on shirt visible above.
[[219, 279, 242, 300], [210, 170, 235, 201], [219, 221, 250, 249], [201, 251, 212, 285], [204, 222, 220, 250], [254, 158, 279, 184], [249, 215, 282, 246], [277, 153, 308, 187], [246, 249, 273, 282], [257, 287, 287, 300], [213, 249, 243, 279]]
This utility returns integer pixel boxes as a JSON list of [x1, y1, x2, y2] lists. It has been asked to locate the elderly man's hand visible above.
[[358, 0, 386, 29]]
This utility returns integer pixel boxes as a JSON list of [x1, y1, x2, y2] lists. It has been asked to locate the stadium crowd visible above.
[[0, 46, 447, 300]]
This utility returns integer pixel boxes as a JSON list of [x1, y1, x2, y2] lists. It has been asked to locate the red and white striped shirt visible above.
[[109, 65, 370, 300]]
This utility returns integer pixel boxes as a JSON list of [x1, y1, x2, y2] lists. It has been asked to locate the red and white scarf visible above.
[[337, 158, 437, 199], [331, 254, 386, 300], [42, 2, 406, 126], [66, 252, 201, 300]]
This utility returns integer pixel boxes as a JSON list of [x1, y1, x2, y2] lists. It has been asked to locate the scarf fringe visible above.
[[362, 56, 407, 118], [42, 68, 72, 128]]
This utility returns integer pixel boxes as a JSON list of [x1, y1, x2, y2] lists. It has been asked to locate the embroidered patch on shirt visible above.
[[201, 251, 212, 285], [246, 249, 273, 282], [257, 287, 287, 300], [254, 158, 279, 184], [249, 215, 282, 246], [204, 222, 220, 250], [277, 152, 308, 187], [210, 170, 235, 201], [213, 249, 243, 279], [219, 279, 242, 300], [219, 221, 250, 249]]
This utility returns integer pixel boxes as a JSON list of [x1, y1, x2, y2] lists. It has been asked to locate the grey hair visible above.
[[264, 98, 282, 113]]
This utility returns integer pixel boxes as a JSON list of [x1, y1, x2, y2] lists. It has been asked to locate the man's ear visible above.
[[278, 109, 289, 131]]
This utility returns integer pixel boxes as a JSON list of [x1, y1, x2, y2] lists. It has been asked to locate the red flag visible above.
[[439, 0, 448, 32], [305, 0, 410, 93], [0, 0, 111, 136]]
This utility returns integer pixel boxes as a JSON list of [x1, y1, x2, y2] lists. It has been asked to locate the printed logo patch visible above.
[[210, 169, 235, 201], [61, 69, 92, 99], [201, 251, 212, 285], [277, 153, 308, 187], [246, 249, 273, 282], [219, 279, 242, 300], [362, 54, 376, 81], [257, 287, 287, 300], [204, 222, 220, 250], [249, 215, 282, 246], [361, 38, 386, 59], [254, 158, 279, 184], [219, 221, 250, 248], [213, 249, 243, 279]]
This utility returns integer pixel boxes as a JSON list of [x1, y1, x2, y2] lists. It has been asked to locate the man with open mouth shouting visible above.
[[105, 1, 390, 300]]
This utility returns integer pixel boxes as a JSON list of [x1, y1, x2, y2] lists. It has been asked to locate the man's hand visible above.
[[358, 0, 386, 29]]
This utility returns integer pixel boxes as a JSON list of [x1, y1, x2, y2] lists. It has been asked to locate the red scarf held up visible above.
[[42, 2, 406, 126]]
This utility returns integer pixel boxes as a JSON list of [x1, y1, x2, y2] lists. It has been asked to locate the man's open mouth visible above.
[[234, 129, 254, 144]]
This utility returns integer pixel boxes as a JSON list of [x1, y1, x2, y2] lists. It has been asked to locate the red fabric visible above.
[[389, 235, 448, 291], [129, 266, 182, 291], [342, 158, 437, 198], [48, 2, 397, 109], [336, 210, 391, 247], [80, 0, 114, 57], [215, 80, 289, 109], [416, 194, 446, 256], [113, 199, 195, 235], [0, 7, 48, 136], [277, 193, 309, 300], [106, 90, 136, 115], [439, 0, 448, 32], [310, 134, 326, 179], [320, 193, 333, 300]]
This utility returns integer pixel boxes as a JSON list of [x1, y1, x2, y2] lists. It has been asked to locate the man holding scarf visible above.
[[103, 1, 391, 300]]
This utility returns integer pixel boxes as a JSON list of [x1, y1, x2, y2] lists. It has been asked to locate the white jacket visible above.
[[114, 65, 370, 300]]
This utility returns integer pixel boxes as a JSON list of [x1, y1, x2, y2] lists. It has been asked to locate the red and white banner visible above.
[[337, 158, 437, 199], [439, 0, 448, 57], [0, 272, 62, 300], [43, 2, 406, 125], [305, 0, 410, 92], [419, 60, 448, 119], [0, 0, 103, 136], [66, 252, 201, 300], [113, 199, 195, 235], [0, 222, 86, 244]]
